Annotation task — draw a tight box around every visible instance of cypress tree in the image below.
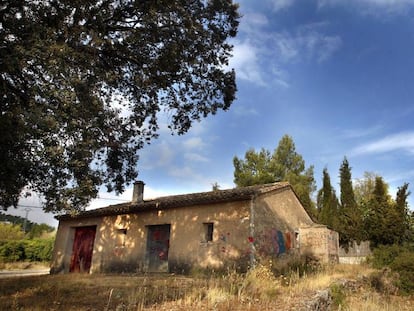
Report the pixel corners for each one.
[317,168,339,229]
[339,157,362,247]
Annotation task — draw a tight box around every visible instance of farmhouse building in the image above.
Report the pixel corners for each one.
[50,182,339,274]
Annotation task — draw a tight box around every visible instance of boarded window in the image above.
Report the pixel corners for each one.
[203,223,214,242]
[116,229,127,247]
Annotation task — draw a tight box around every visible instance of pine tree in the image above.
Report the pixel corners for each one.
[233,135,316,218]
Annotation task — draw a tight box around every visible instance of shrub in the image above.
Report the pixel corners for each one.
[390,251,414,294]
[0,238,54,263]
[0,240,25,262]
[24,238,54,262]
[369,243,414,294]
[370,244,403,269]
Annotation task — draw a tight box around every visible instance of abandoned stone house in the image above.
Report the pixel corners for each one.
[50,181,339,274]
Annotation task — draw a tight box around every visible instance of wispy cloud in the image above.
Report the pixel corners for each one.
[182,137,206,150]
[351,132,414,156]
[272,29,342,63]
[268,0,296,12]
[231,12,342,87]
[318,0,414,15]
[233,103,260,116]
[341,125,383,139]
[184,152,209,163]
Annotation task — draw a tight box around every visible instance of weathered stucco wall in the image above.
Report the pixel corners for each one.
[251,189,315,261]
[51,200,251,274]
[299,226,339,263]
[50,217,103,274]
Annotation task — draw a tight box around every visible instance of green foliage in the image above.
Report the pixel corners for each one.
[27,223,55,239]
[0,222,24,240]
[0,240,25,262]
[370,244,414,294]
[233,134,316,218]
[330,284,347,309]
[1,0,239,213]
[0,238,54,263]
[370,244,405,269]
[23,238,55,262]
[338,157,363,247]
[365,177,401,247]
[390,252,414,294]
[316,168,340,229]
[0,212,54,238]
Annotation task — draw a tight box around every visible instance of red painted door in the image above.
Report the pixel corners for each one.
[69,226,96,273]
[146,224,170,272]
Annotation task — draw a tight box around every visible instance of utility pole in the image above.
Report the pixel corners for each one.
[23,208,31,233]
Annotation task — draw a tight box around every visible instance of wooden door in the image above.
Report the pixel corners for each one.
[69,226,96,273]
[146,224,171,272]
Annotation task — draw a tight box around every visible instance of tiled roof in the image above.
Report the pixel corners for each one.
[57,182,291,220]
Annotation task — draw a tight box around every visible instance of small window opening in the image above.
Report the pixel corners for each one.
[116,228,127,247]
[203,223,214,242]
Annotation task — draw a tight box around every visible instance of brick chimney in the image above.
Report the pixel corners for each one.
[132,181,145,203]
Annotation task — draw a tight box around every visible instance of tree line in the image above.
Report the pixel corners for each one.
[233,134,414,249]
[0,213,55,263]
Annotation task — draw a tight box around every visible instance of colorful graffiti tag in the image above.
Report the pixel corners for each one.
[255,229,294,256]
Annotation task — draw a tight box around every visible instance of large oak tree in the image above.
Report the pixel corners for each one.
[0,0,239,212]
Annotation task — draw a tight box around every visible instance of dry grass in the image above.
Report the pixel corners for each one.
[0,263,412,310]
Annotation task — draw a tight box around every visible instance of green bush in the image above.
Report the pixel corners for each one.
[370,244,402,268]
[390,252,414,294]
[24,238,54,262]
[0,238,54,263]
[0,240,25,262]
[370,244,414,294]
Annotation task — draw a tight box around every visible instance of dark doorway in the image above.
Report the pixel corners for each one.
[146,224,171,272]
[69,226,96,273]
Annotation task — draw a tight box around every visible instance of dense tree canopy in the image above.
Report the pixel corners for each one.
[233,135,316,218]
[0,0,239,212]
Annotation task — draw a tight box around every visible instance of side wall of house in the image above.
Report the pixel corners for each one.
[50,217,103,274]
[299,226,339,263]
[252,189,315,260]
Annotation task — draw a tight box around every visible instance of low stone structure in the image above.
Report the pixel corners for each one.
[51,182,339,274]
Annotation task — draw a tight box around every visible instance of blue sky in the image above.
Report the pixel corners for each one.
[10,0,414,226]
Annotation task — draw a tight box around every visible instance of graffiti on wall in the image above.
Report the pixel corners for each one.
[255,229,294,257]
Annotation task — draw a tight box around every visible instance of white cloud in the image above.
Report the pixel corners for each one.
[233,103,260,116]
[182,137,206,150]
[272,30,342,63]
[341,125,383,139]
[318,0,414,15]
[351,132,414,156]
[231,40,267,86]
[184,152,209,163]
[232,23,341,87]
[268,0,296,12]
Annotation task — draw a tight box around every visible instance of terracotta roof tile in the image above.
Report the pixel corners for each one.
[57,182,291,220]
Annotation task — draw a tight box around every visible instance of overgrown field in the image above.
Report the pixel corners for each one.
[0,264,413,311]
